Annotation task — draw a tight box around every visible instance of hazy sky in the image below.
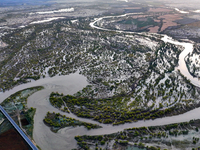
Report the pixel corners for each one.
[1,0,200,9]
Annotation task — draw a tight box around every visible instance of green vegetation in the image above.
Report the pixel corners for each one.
[22,107,36,137]
[2,16,197,125]
[117,17,158,28]
[1,4,200,150]
[1,86,44,138]
[185,45,200,78]
[49,92,69,112]
[75,119,200,150]
[49,91,198,125]
[0,17,154,94]
[43,112,101,132]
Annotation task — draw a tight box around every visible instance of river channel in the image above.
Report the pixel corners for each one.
[0,14,200,150]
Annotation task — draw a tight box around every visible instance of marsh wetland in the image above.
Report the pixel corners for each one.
[1,0,200,150]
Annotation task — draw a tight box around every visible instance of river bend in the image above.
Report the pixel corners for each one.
[0,14,199,150]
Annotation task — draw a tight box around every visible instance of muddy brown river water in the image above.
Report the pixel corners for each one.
[0,14,199,150]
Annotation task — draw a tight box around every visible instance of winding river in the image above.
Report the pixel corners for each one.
[0,14,200,150]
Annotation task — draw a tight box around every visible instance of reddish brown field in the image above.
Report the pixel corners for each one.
[125,7,142,10]
[188,21,200,27]
[121,10,185,33]
[0,128,30,150]
[158,14,183,31]
[149,26,160,33]
[148,7,173,13]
